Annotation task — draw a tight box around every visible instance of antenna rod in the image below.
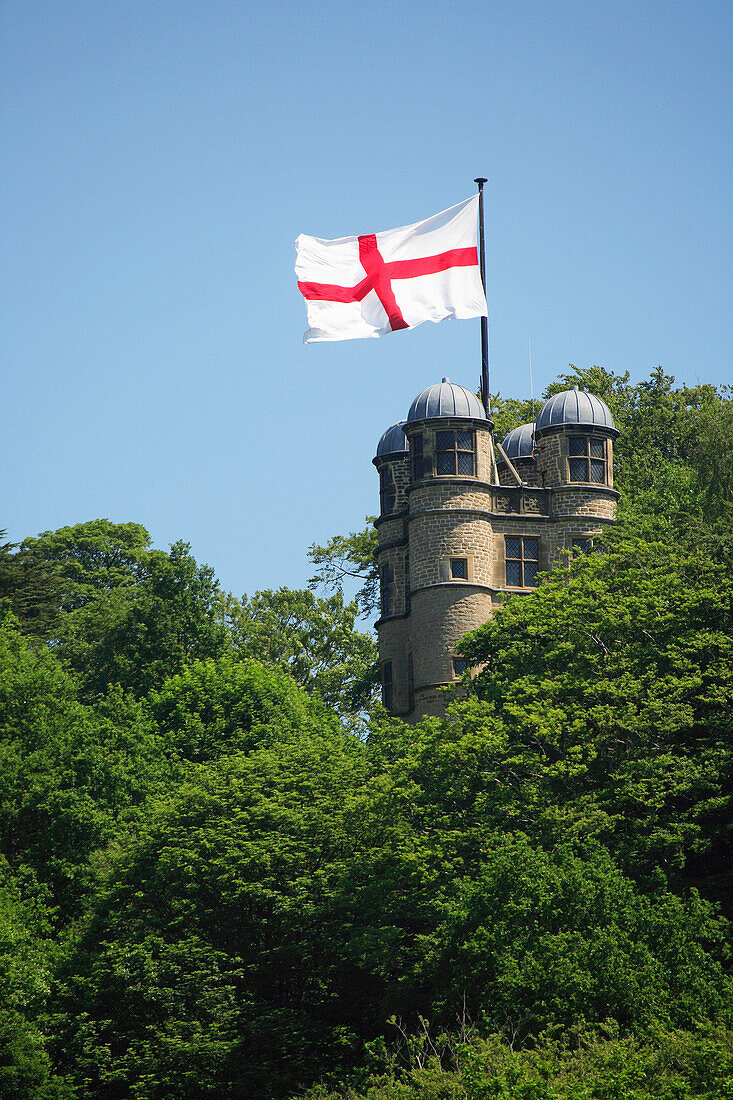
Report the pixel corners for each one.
[529,337,535,419]
[474,178,490,414]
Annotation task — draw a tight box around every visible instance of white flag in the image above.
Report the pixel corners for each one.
[295,195,488,343]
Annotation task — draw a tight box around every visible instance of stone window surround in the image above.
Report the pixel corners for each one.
[406,418,488,484]
[452,656,468,678]
[504,534,540,589]
[440,555,475,582]
[382,661,393,710]
[379,466,396,515]
[379,563,394,617]
[435,428,475,477]
[564,433,609,485]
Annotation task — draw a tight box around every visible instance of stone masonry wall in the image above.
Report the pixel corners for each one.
[408,512,497,589]
[378,617,411,716]
[376,544,409,618]
[410,585,498,705]
[498,458,541,487]
[550,484,618,521]
[536,431,563,485]
[536,429,615,489]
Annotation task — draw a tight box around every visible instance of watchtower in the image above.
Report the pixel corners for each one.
[374,380,619,721]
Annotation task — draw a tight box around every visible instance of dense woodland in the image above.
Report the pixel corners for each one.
[1,364,732,1099]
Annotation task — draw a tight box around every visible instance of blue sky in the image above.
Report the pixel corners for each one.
[3,0,731,600]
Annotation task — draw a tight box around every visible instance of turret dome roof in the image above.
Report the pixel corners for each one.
[375,420,408,458]
[498,423,535,462]
[407,378,487,424]
[535,387,616,434]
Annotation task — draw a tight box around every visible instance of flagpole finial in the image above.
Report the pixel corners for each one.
[474,177,487,188]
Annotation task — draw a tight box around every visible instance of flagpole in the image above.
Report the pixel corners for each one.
[474,178,490,416]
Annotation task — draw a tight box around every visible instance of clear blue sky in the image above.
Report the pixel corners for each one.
[3,1,731,600]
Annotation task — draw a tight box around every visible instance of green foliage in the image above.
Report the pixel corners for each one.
[300,1026,733,1100]
[488,395,538,441]
[308,520,379,617]
[456,533,733,893]
[413,839,730,1036]
[221,587,379,721]
[0,616,175,918]
[60,540,227,699]
[0,861,71,1099]
[148,655,339,763]
[53,733,372,1099]
[21,520,152,614]
[0,533,64,641]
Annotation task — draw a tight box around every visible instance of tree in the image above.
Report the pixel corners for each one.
[53,731,373,1100]
[454,532,733,903]
[412,838,730,1036]
[221,588,379,721]
[0,860,71,1099]
[148,656,340,764]
[20,520,152,614]
[60,541,227,700]
[0,533,64,640]
[308,521,379,617]
[0,615,175,919]
[486,394,537,441]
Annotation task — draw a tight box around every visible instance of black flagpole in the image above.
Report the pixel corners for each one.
[474,177,490,415]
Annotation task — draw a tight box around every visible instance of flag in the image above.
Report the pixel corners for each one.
[295,195,488,343]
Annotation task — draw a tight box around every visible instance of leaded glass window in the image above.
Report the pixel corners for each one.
[412,433,424,481]
[450,557,468,579]
[505,535,539,587]
[568,436,606,483]
[435,429,475,476]
[382,661,393,710]
[380,563,394,616]
[379,467,396,515]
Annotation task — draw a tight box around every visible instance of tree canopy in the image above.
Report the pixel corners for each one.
[1,365,732,1098]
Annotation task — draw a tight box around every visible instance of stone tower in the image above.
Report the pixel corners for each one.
[374,380,619,721]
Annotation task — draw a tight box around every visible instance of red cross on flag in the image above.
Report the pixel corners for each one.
[295,195,488,343]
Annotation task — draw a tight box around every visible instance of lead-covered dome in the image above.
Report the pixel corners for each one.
[498,423,535,462]
[375,420,408,458]
[407,378,487,423]
[535,387,617,435]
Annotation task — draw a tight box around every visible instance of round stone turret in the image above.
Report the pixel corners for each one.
[532,386,619,530]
